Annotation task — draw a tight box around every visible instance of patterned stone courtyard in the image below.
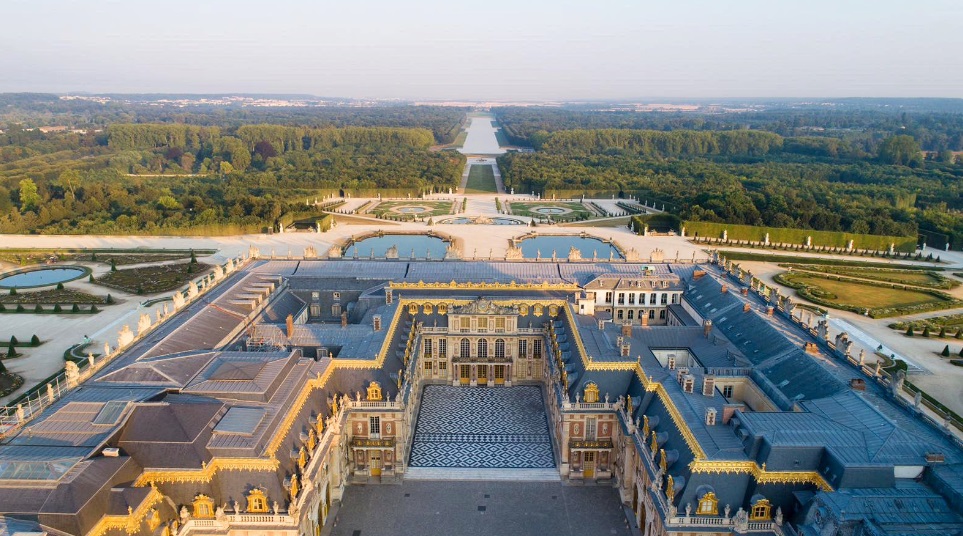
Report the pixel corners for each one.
[409,385,555,469]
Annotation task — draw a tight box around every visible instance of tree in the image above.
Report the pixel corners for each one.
[5,343,14,358]
[922,326,931,337]
[9,336,17,346]
[939,327,947,338]
[878,135,923,167]
[219,161,235,176]
[906,326,915,337]
[18,178,41,212]
[0,355,7,371]
[58,169,80,197]
[942,345,951,357]
[30,335,39,346]
[105,294,114,304]
[110,259,117,272]
[56,282,64,290]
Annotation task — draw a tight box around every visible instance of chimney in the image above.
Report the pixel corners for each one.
[721,285,728,294]
[743,303,751,313]
[621,343,631,357]
[621,323,633,337]
[385,288,393,305]
[766,306,775,317]
[373,314,382,331]
[341,311,348,328]
[849,378,866,391]
[703,320,713,338]
[702,376,715,397]
[741,288,748,296]
[705,407,717,426]
[286,314,295,338]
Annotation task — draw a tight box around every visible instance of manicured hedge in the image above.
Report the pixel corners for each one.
[684,221,916,252]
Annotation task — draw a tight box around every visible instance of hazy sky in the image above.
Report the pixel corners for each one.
[2,0,960,100]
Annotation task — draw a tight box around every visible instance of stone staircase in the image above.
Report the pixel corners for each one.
[404,467,560,482]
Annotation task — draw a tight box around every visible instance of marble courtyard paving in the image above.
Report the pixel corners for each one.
[409,386,555,469]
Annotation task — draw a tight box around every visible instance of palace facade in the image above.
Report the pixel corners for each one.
[0,258,961,536]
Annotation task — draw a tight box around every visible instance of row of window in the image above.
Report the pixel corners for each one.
[615,309,666,320]
[423,338,542,359]
[604,292,678,306]
[458,316,510,333]
[310,291,340,301]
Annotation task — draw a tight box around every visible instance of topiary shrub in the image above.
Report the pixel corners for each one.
[939,327,947,338]
[34,304,43,313]
[71,303,80,313]
[906,326,915,337]
[53,304,62,313]
[922,326,932,337]
[56,282,64,290]
[942,345,951,357]
[30,335,39,346]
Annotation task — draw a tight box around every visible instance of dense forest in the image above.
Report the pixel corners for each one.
[0,99,465,234]
[494,105,963,247]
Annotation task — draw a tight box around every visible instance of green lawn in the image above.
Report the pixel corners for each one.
[452,131,467,148]
[465,165,498,193]
[777,272,954,317]
[794,266,955,289]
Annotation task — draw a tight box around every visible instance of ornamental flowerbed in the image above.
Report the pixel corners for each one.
[0,288,104,304]
[96,262,211,294]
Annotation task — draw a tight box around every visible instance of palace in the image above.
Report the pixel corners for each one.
[1,257,962,536]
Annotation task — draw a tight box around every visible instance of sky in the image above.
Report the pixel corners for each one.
[2,0,961,100]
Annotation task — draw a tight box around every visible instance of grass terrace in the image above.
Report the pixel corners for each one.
[465,165,498,193]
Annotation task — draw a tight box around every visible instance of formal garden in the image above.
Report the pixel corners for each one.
[369,200,455,220]
[465,165,498,193]
[508,201,595,222]
[96,260,211,294]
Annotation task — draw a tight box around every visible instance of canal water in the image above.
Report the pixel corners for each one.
[459,114,506,155]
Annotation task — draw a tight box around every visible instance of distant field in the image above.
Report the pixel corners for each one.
[465,165,498,193]
[452,131,467,148]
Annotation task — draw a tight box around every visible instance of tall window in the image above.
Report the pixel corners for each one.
[518,339,528,358]
[423,339,433,358]
[478,339,488,358]
[649,310,655,319]
[460,317,471,332]
[478,317,488,333]
[604,292,612,303]
[617,310,624,320]
[628,310,634,320]
[369,416,381,438]
[585,418,597,440]
[628,293,636,304]
[532,339,542,359]
[661,293,668,305]
[672,294,679,304]
[495,317,506,333]
[617,293,625,305]
[331,304,341,316]
[439,339,447,358]
[460,338,470,358]
[722,385,734,398]
[494,339,505,359]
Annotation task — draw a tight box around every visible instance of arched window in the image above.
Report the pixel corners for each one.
[697,492,719,515]
[494,339,505,359]
[247,488,269,513]
[750,498,772,520]
[192,494,215,518]
[478,339,488,359]
[460,338,470,358]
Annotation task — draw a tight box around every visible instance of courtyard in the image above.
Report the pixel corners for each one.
[327,480,631,536]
